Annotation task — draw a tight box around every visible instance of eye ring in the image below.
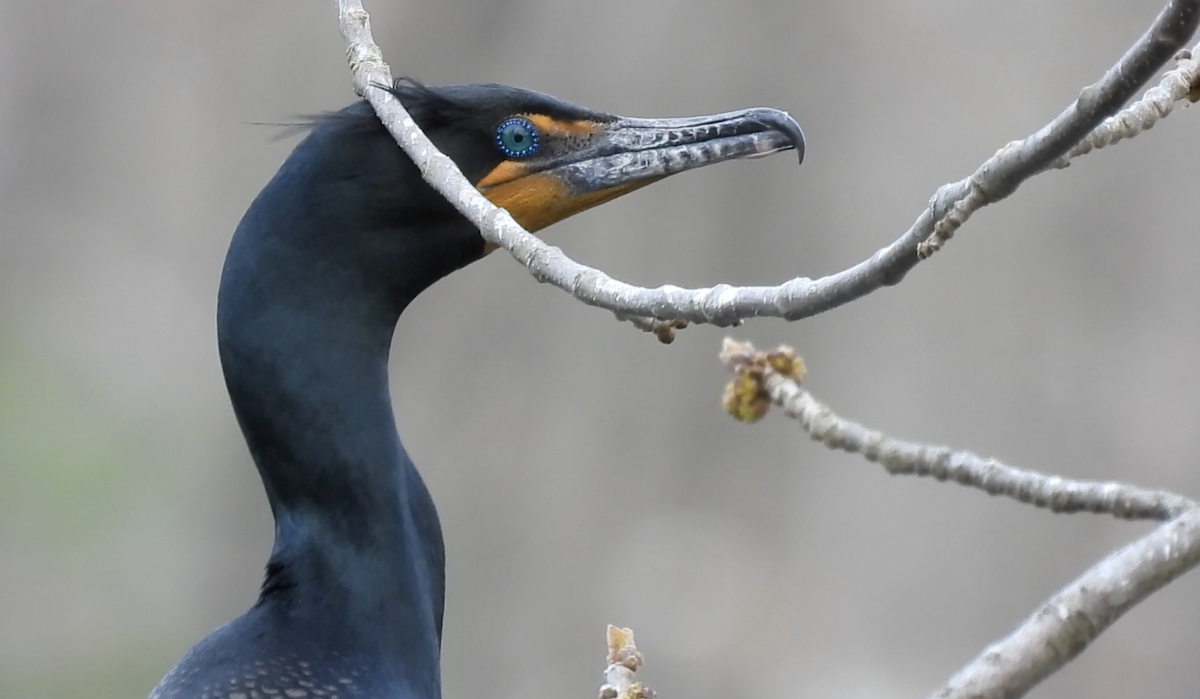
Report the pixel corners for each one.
[495,117,540,159]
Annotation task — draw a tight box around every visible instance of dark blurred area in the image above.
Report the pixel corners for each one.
[2,1,1198,697]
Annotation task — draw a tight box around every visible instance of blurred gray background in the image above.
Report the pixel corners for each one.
[2,0,1198,697]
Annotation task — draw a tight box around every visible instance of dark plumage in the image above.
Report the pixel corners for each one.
[149,81,802,699]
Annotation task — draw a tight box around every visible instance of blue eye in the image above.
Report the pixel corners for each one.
[495,118,539,158]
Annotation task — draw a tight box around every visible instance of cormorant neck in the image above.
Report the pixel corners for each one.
[210,114,482,684]
[217,244,447,662]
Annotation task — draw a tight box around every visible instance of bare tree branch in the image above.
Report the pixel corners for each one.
[718,338,1200,697]
[719,339,1196,521]
[920,36,1200,256]
[932,506,1200,699]
[336,0,1198,328]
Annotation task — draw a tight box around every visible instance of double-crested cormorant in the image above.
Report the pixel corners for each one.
[149,81,803,699]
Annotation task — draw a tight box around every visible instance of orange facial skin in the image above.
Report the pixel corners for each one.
[475,116,652,236]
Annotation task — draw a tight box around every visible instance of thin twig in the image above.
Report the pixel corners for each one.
[336,0,1199,327]
[718,339,1196,521]
[1047,44,1200,169]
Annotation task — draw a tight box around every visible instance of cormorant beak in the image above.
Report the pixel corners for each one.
[475,107,804,234]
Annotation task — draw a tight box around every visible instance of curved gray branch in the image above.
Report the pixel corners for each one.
[933,506,1200,699]
[336,0,1199,327]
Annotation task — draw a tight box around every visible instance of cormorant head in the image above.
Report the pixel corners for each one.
[387,80,804,235]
